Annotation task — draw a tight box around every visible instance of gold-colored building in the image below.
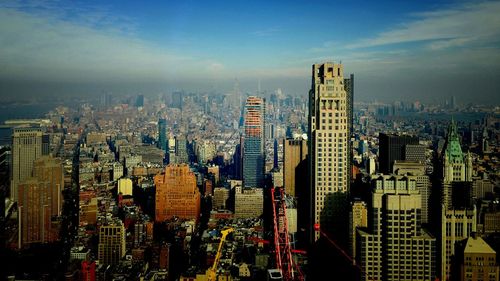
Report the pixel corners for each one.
[98,222,126,265]
[456,235,499,281]
[308,63,349,241]
[155,164,201,222]
[283,137,307,197]
[17,156,63,249]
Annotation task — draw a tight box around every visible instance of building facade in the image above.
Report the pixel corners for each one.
[11,127,47,202]
[234,185,263,218]
[17,156,63,248]
[155,164,201,222]
[356,174,436,281]
[378,133,419,174]
[98,222,126,266]
[283,137,307,197]
[243,96,266,188]
[158,118,167,152]
[441,208,477,280]
[308,62,349,241]
[455,235,499,281]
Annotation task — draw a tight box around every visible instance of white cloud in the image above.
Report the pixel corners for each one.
[0,8,197,82]
[346,1,500,49]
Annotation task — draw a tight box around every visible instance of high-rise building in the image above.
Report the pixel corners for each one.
[441,208,477,280]
[379,133,419,174]
[404,144,426,162]
[243,96,265,188]
[98,222,126,266]
[283,137,307,197]
[344,74,354,196]
[135,94,144,107]
[175,136,189,164]
[349,200,367,262]
[17,155,63,249]
[454,234,499,281]
[308,62,349,242]
[439,119,476,280]
[158,119,167,152]
[356,174,436,281]
[234,185,263,218]
[171,91,183,109]
[393,160,431,224]
[441,119,473,207]
[11,127,47,202]
[155,164,201,222]
[344,74,354,136]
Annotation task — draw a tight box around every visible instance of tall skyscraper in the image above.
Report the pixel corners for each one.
[378,133,419,174]
[308,62,349,242]
[11,127,47,202]
[283,137,307,197]
[356,175,436,281]
[98,221,126,266]
[440,119,473,209]
[17,156,63,248]
[344,74,354,135]
[243,96,265,188]
[154,164,201,222]
[439,119,475,280]
[175,136,189,164]
[158,118,167,152]
[135,94,144,107]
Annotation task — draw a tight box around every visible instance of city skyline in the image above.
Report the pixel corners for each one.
[1,0,500,103]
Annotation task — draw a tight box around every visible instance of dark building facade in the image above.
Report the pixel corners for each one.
[379,133,419,174]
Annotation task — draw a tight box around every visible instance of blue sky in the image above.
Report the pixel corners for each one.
[1,0,499,103]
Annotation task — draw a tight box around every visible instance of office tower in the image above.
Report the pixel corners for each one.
[135,94,144,107]
[196,140,216,164]
[175,136,189,164]
[273,138,279,170]
[17,155,63,249]
[167,137,176,164]
[283,137,307,197]
[404,144,426,162]
[378,133,419,174]
[441,208,477,280]
[243,96,265,188]
[393,160,431,224]
[454,235,499,281]
[308,62,349,242]
[112,162,123,181]
[344,74,354,198]
[171,91,183,109]
[11,127,47,202]
[154,164,201,222]
[98,222,126,266]
[356,175,436,281]
[213,187,230,210]
[440,119,473,208]
[158,119,167,152]
[344,74,354,135]
[234,185,263,218]
[232,136,243,180]
[349,200,367,262]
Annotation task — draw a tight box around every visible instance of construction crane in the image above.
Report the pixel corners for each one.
[271,186,304,281]
[207,227,234,281]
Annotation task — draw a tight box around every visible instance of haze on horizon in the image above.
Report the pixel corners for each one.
[1,0,500,104]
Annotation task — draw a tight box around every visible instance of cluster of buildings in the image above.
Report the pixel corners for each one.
[1,61,499,281]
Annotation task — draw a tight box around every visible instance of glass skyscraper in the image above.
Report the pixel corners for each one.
[243,96,265,188]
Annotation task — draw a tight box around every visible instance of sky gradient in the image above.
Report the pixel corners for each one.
[1,0,499,103]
